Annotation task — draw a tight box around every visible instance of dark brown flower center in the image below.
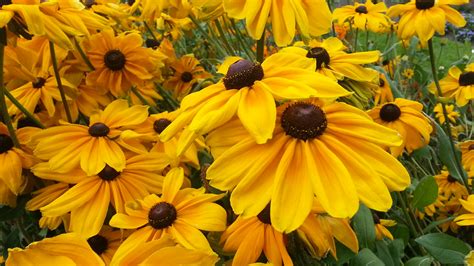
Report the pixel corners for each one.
[469,144,474,151]
[281,102,327,141]
[145,38,160,49]
[104,50,126,71]
[180,71,193,83]
[373,213,381,224]
[0,134,14,154]
[84,0,96,8]
[380,103,401,122]
[32,78,46,89]
[148,202,177,229]
[88,123,110,137]
[355,5,368,14]
[306,47,330,70]
[153,118,172,134]
[446,174,457,183]
[17,117,41,129]
[223,59,264,90]
[458,72,474,86]
[379,78,385,87]
[257,204,271,225]
[0,0,12,7]
[98,164,120,181]
[127,0,135,5]
[87,235,108,255]
[415,0,435,10]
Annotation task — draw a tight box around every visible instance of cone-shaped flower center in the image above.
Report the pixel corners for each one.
[0,134,14,154]
[148,202,177,229]
[306,47,330,70]
[87,235,108,255]
[257,204,271,225]
[415,0,435,10]
[355,5,368,14]
[447,175,457,183]
[379,78,385,87]
[17,117,40,129]
[281,102,327,140]
[104,50,126,71]
[380,103,401,122]
[98,165,120,181]
[459,72,474,86]
[32,77,46,89]
[223,59,264,90]
[469,144,474,151]
[180,71,193,82]
[88,123,110,137]
[145,38,160,49]
[153,118,172,134]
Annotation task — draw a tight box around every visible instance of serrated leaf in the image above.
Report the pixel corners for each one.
[412,175,438,209]
[352,204,376,249]
[415,233,470,264]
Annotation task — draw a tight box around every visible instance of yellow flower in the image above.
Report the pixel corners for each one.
[373,214,396,240]
[434,103,459,124]
[87,226,127,265]
[280,37,380,82]
[438,198,462,232]
[333,0,392,33]
[6,233,104,266]
[220,205,293,266]
[454,195,474,226]
[374,74,394,105]
[430,63,474,107]
[435,170,468,199]
[156,13,193,40]
[206,99,409,232]
[32,99,149,176]
[465,250,474,266]
[387,0,468,45]
[460,140,474,172]
[368,98,433,157]
[223,0,332,46]
[109,167,227,251]
[402,68,414,79]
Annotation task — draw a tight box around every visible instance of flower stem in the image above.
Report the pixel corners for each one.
[354,28,359,52]
[427,39,469,189]
[143,21,159,42]
[215,20,235,56]
[256,31,265,63]
[131,86,159,114]
[0,28,20,147]
[189,15,226,57]
[4,90,45,129]
[49,41,73,123]
[74,38,94,71]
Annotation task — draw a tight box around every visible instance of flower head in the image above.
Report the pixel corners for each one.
[430,63,474,106]
[333,0,392,33]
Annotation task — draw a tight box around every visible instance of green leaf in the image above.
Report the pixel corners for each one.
[412,175,438,209]
[415,233,470,264]
[405,256,434,266]
[351,204,376,249]
[350,248,384,266]
[434,122,467,182]
[375,241,394,266]
[388,239,405,264]
[391,224,410,246]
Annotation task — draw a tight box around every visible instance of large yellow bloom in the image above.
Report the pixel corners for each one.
[460,140,474,172]
[429,63,474,107]
[206,99,410,232]
[368,98,433,157]
[454,195,474,226]
[33,99,149,176]
[223,0,332,46]
[435,170,468,199]
[332,0,391,32]
[387,0,468,45]
[109,167,227,251]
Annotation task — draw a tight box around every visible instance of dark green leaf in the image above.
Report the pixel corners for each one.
[412,175,438,209]
[434,122,467,182]
[405,256,434,266]
[352,204,376,249]
[391,224,410,246]
[350,248,384,266]
[375,241,394,266]
[415,233,470,264]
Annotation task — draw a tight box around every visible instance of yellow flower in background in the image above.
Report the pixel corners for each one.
[333,0,391,33]
[387,0,468,45]
[455,195,474,226]
[466,250,474,266]
[109,167,227,252]
[434,170,468,199]
[223,0,332,46]
[460,140,474,172]
[156,13,193,40]
[402,68,414,79]
[374,74,394,105]
[374,215,396,240]
[207,99,409,232]
[430,63,474,107]
[368,98,433,157]
[6,233,104,266]
[434,103,459,124]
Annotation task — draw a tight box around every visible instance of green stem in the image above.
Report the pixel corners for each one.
[365,30,369,51]
[143,21,158,42]
[427,39,469,190]
[4,90,45,129]
[230,19,254,60]
[155,83,179,109]
[256,31,265,63]
[49,41,73,123]
[189,15,226,57]
[354,28,359,52]
[74,38,94,71]
[131,86,159,114]
[0,28,19,147]
[215,20,235,56]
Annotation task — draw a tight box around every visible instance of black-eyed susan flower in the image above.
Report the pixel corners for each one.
[206,99,410,232]
[156,13,192,40]
[435,170,468,199]
[438,198,463,232]
[0,179,16,207]
[160,54,350,148]
[6,233,104,266]
[280,38,380,82]
[86,30,157,97]
[32,99,148,176]
[402,68,414,80]
[373,213,396,240]
[109,167,227,251]
[220,205,293,266]
[430,63,474,107]
[368,98,433,157]
[223,0,332,46]
[454,195,474,226]
[34,152,169,237]
[434,103,459,124]
[460,140,474,172]
[387,0,468,45]
[333,0,391,33]
[87,226,127,265]
[374,74,394,105]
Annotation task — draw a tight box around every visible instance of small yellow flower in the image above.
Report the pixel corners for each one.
[402,68,414,79]
[433,103,460,124]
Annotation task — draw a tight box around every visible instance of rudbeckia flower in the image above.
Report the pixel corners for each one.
[433,103,459,124]
[86,30,157,97]
[32,99,149,176]
[223,0,332,46]
[220,205,293,266]
[333,0,392,33]
[109,167,227,251]
[429,63,474,107]
[460,140,474,172]
[387,0,468,45]
[156,13,193,40]
[374,74,394,105]
[87,226,127,265]
[34,152,169,237]
[373,215,396,240]
[6,233,104,266]
[160,54,350,148]
[454,195,474,226]
[434,170,468,199]
[368,98,433,157]
[206,99,410,232]
[280,38,380,82]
